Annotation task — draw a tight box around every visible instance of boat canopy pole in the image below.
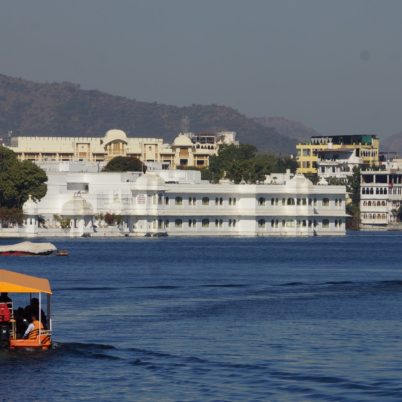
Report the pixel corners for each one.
[39,292,42,344]
[47,294,51,332]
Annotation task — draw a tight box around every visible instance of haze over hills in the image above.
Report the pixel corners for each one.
[382,132,402,155]
[253,116,321,142]
[0,74,297,154]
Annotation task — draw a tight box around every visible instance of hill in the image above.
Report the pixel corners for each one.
[382,132,402,155]
[0,74,296,154]
[253,116,320,142]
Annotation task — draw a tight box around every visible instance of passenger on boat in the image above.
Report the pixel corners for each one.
[14,307,27,338]
[23,313,44,339]
[23,298,47,329]
[0,293,11,303]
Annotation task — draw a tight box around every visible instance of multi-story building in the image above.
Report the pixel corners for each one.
[360,160,402,228]
[297,135,380,175]
[22,169,347,237]
[7,129,237,169]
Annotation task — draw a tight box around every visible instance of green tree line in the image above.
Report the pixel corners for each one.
[201,144,297,183]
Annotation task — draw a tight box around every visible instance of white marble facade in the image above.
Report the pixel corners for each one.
[23,170,347,237]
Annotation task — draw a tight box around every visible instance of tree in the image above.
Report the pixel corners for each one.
[345,167,361,230]
[203,144,297,184]
[0,146,47,209]
[103,156,146,172]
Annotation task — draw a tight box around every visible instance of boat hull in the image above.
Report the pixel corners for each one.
[9,335,52,350]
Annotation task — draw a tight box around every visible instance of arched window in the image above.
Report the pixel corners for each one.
[258,197,265,206]
[271,198,275,205]
[175,196,183,205]
[175,219,182,227]
[202,219,209,227]
[368,201,371,206]
[322,219,330,228]
[362,188,366,195]
[382,201,386,206]
[165,196,169,205]
[287,198,295,205]
[271,219,275,227]
[370,188,374,194]
[202,197,209,205]
[384,188,387,195]
[258,219,266,228]
[322,198,330,206]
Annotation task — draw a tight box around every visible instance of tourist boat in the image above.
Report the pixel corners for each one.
[0,241,57,256]
[0,269,52,350]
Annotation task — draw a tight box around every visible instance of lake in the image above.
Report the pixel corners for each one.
[1,232,402,401]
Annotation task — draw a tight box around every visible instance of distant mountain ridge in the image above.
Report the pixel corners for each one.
[0,74,297,154]
[253,116,320,142]
[382,132,402,156]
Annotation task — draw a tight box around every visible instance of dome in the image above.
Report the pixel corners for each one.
[103,129,128,145]
[318,177,328,186]
[135,172,165,188]
[23,194,38,215]
[62,194,93,216]
[285,174,314,191]
[173,133,193,147]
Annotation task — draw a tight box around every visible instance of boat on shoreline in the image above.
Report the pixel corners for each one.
[0,241,57,256]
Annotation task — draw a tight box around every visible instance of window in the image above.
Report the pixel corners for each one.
[189,197,196,205]
[258,219,265,228]
[322,219,330,228]
[258,197,265,206]
[189,219,196,227]
[271,198,275,205]
[175,219,182,227]
[202,219,209,227]
[165,196,169,205]
[175,196,183,205]
[322,198,330,206]
[165,219,169,228]
[202,197,209,205]
[287,198,295,205]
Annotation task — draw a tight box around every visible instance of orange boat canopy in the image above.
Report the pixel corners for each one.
[0,269,52,294]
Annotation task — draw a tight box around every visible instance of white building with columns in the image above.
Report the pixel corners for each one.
[22,169,347,237]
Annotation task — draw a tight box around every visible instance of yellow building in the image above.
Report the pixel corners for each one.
[7,129,238,169]
[296,135,380,174]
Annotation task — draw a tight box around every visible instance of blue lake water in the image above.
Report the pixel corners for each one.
[2,232,402,401]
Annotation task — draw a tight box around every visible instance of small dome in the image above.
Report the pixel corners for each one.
[103,129,128,145]
[286,174,314,191]
[135,172,165,188]
[173,133,193,147]
[23,195,38,215]
[62,194,93,215]
[318,177,328,186]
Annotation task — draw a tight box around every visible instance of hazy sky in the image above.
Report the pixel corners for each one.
[1,0,402,136]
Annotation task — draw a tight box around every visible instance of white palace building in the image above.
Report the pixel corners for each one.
[21,168,348,237]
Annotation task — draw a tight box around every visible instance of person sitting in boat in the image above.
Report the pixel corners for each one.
[23,298,47,329]
[0,293,11,303]
[23,313,44,339]
[0,292,13,319]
